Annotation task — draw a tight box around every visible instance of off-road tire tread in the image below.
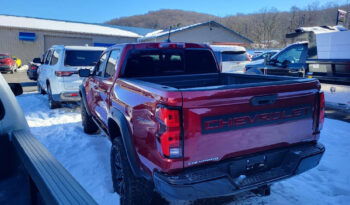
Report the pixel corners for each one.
[111,137,154,205]
[81,102,99,134]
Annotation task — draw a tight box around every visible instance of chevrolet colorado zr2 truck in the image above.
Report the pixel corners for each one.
[78,42,325,204]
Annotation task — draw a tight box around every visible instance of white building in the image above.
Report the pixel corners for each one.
[0,15,143,64]
[0,15,252,64]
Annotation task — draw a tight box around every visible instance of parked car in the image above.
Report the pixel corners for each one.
[251,50,279,61]
[27,60,40,81]
[0,54,17,73]
[37,45,105,109]
[211,45,251,73]
[79,42,325,204]
[12,56,22,68]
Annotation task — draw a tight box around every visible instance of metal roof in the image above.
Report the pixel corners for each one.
[99,24,156,36]
[139,21,253,43]
[0,14,141,38]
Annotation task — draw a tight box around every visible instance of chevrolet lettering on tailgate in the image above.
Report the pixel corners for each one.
[202,106,312,134]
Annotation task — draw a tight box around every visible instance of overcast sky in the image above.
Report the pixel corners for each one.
[1,0,348,23]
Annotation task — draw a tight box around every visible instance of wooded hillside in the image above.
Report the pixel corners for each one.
[107,3,349,47]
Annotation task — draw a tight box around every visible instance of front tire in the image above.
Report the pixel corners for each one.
[47,84,61,109]
[110,137,154,205]
[81,101,98,134]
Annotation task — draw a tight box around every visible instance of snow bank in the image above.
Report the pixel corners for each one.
[16,93,350,205]
[16,93,119,205]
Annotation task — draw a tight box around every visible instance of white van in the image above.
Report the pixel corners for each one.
[37,45,106,109]
[210,45,251,73]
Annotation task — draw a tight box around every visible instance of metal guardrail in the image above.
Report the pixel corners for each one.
[12,130,97,205]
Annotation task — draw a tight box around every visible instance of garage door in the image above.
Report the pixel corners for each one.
[44,36,93,51]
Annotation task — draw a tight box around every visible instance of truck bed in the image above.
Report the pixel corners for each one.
[129,73,315,90]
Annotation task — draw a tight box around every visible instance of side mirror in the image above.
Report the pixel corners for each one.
[33,57,42,64]
[264,55,271,64]
[8,83,23,96]
[78,69,91,77]
[282,60,291,68]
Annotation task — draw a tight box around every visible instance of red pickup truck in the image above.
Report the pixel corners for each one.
[78,42,325,204]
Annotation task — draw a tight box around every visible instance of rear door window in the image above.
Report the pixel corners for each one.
[64,50,103,67]
[44,50,52,65]
[50,49,60,65]
[104,49,120,78]
[94,53,108,77]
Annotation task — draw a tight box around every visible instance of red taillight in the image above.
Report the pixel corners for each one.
[318,92,325,131]
[156,106,182,158]
[55,71,75,77]
[4,59,11,65]
[158,108,180,127]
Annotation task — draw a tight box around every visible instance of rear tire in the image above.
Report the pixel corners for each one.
[81,101,99,134]
[47,84,61,109]
[110,137,154,205]
[37,83,46,94]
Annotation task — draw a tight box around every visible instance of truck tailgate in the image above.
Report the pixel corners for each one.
[181,81,319,168]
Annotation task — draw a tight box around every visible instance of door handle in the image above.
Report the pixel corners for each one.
[250,95,277,106]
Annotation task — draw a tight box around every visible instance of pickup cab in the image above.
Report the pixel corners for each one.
[79,42,325,204]
[245,26,350,85]
[245,42,308,76]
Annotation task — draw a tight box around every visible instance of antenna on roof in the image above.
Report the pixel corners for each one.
[166,26,172,42]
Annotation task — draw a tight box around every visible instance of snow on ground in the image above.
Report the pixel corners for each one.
[16,93,119,205]
[16,92,350,205]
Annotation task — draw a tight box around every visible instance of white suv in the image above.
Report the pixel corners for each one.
[211,45,251,74]
[37,45,105,109]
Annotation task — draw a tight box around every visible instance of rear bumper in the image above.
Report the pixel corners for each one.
[27,70,38,80]
[52,92,80,102]
[154,142,325,200]
[0,65,11,71]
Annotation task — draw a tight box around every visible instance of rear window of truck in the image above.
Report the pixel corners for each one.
[123,49,218,77]
[221,51,248,62]
[64,50,103,67]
